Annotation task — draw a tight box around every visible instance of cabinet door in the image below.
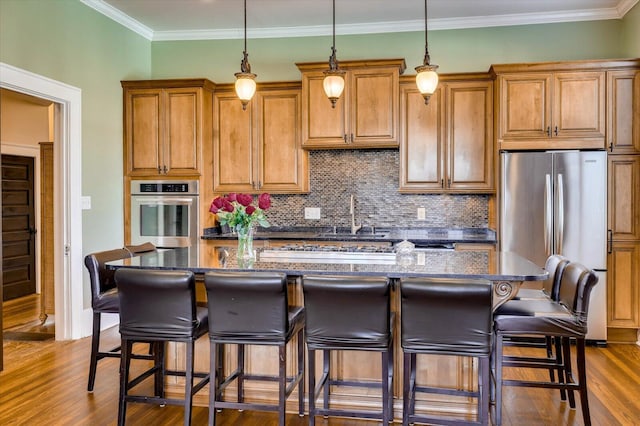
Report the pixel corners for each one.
[608,241,640,328]
[164,88,201,176]
[350,67,399,147]
[498,73,552,142]
[213,92,256,193]
[300,71,348,148]
[608,155,640,240]
[553,71,605,141]
[399,84,443,193]
[257,89,309,193]
[607,70,640,154]
[125,88,162,176]
[446,81,494,193]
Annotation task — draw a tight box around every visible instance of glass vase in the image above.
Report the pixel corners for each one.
[236,225,255,263]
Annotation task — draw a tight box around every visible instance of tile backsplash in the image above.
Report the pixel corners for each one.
[267,149,489,229]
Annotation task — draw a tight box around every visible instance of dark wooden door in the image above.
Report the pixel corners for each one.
[1,155,36,301]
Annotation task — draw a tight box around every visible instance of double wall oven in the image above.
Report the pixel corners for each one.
[130,180,199,249]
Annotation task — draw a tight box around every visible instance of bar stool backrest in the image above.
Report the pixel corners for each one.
[401,278,493,356]
[302,275,391,350]
[85,248,133,304]
[543,254,570,301]
[205,271,289,342]
[557,262,598,320]
[115,268,198,340]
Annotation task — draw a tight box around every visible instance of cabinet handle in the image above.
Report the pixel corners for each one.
[440,179,444,188]
[158,166,162,174]
[546,126,551,137]
[609,142,613,152]
[350,133,354,143]
[607,229,612,254]
[448,178,451,187]
[554,126,558,136]
[163,165,168,174]
[343,134,348,143]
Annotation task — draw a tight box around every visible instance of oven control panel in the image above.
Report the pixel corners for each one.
[131,180,199,195]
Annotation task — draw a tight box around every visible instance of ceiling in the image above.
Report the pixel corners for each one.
[81,0,638,41]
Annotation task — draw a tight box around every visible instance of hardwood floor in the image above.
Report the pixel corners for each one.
[2,295,640,425]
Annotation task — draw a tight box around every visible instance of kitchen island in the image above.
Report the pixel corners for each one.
[107,242,545,421]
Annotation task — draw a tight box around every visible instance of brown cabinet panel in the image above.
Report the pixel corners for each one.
[400,78,493,194]
[607,241,640,328]
[607,70,640,154]
[212,85,309,194]
[496,70,605,150]
[298,59,404,149]
[122,79,214,177]
[608,156,640,240]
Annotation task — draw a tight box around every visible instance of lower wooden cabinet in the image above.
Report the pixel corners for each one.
[607,241,640,328]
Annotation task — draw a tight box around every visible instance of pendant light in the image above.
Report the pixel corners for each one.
[323,0,345,108]
[415,0,439,105]
[235,0,256,110]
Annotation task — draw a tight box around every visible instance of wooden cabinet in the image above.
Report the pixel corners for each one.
[122,79,215,177]
[297,59,406,149]
[607,241,640,328]
[608,156,640,241]
[607,70,640,154]
[608,155,640,331]
[399,75,493,193]
[212,83,309,194]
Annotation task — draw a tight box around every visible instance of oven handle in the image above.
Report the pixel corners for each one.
[132,196,196,205]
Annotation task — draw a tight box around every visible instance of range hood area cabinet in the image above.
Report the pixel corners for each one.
[212,82,309,194]
[296,59,406,149]
[399,75,494,194]
[122,79,215,177]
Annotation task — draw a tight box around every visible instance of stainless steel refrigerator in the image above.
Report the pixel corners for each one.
[500,150,607,342]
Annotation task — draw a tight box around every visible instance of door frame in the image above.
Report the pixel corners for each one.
[0,62,84,340]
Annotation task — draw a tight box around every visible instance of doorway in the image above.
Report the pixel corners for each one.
[0,62,84,345]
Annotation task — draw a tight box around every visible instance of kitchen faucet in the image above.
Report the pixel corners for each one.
[350,194,362,234]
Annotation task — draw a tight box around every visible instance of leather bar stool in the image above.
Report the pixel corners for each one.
[84,248,134,392]
[115,268,210,426]
[400,278,493,426]
[497,254,570,398]
[204,271,305,426]
[302,275,394,425]
[493,262,599,426]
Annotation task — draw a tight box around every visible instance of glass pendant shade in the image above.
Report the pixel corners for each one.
[323,70,345,107]
[235,71,256,110]
[415,64,439,104]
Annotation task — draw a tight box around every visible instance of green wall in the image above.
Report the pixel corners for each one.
[622,2,640,57]
[0,0,151,258]
[1,0,638,259]
[151,20,625,82]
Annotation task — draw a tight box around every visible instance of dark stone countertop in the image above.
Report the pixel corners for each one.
[202,226,496,246]
[106,245,545,283]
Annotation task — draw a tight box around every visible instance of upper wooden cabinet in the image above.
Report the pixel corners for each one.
[607,69,640,154]
[212,83,309,194]
[296,59,406,149]
[399,75,494,194]
[122,79,215,177]
[494,70,605,150]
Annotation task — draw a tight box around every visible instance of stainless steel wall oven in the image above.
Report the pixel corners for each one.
[130,180,199,249]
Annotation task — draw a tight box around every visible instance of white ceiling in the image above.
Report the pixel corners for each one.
[81,0,638,41]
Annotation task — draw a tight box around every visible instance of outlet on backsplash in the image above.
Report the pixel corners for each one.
[305,207,321,220]
[417,207,426,220]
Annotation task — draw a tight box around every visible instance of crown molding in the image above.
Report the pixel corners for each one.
[81,0,639,42]
[80,0,154,40]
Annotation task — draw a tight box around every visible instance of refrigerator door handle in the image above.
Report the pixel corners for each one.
[556,173,565,255]
[544,174,553,257]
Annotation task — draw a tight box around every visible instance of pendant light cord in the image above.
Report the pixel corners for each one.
[423,0,431,66]
[243,0,247,53]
